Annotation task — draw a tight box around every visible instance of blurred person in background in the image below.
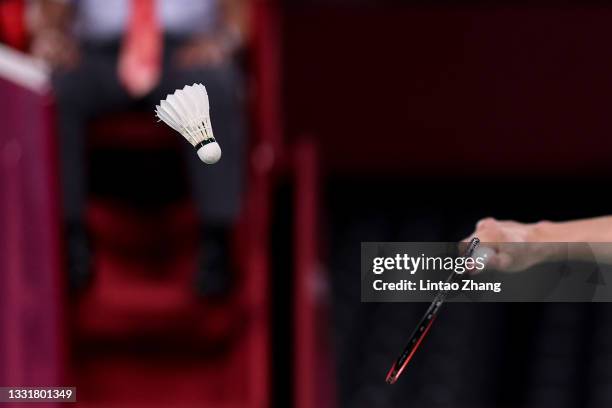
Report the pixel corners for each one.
[29,0,248,295]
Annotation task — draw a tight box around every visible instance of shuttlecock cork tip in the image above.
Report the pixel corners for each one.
[197,142,222,164]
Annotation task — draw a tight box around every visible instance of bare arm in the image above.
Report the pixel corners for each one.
[534,216,612,242]
[466,216,612,272]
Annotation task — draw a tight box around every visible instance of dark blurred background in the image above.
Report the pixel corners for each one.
[3,0,612,407]
[282,4,612,406]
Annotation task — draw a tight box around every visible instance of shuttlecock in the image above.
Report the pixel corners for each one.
[155,83,221,164]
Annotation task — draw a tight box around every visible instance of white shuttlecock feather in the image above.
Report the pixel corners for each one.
[155,83,221,164]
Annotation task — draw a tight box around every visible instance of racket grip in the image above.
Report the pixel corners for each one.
[472,246,496,270]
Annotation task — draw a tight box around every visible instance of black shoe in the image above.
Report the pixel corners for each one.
[66,224,93,291]
[195,225,233,297]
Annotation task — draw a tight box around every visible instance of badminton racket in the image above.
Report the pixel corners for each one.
[385,237,480,384]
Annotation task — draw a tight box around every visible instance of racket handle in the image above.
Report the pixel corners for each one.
[472,245,496,271]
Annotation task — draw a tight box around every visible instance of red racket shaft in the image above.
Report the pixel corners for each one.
[385,238,480,384]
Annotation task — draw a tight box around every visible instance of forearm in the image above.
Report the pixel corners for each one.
[530,216,612,264]
[532,216,612,242]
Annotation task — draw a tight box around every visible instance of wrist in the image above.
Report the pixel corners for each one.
[529,220,568,263]
[528,220,555,242]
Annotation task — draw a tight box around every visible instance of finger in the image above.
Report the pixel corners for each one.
[462,217,500,243]
[476,217,497,230]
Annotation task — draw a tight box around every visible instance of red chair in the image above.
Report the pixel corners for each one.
[0,65,64,393]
